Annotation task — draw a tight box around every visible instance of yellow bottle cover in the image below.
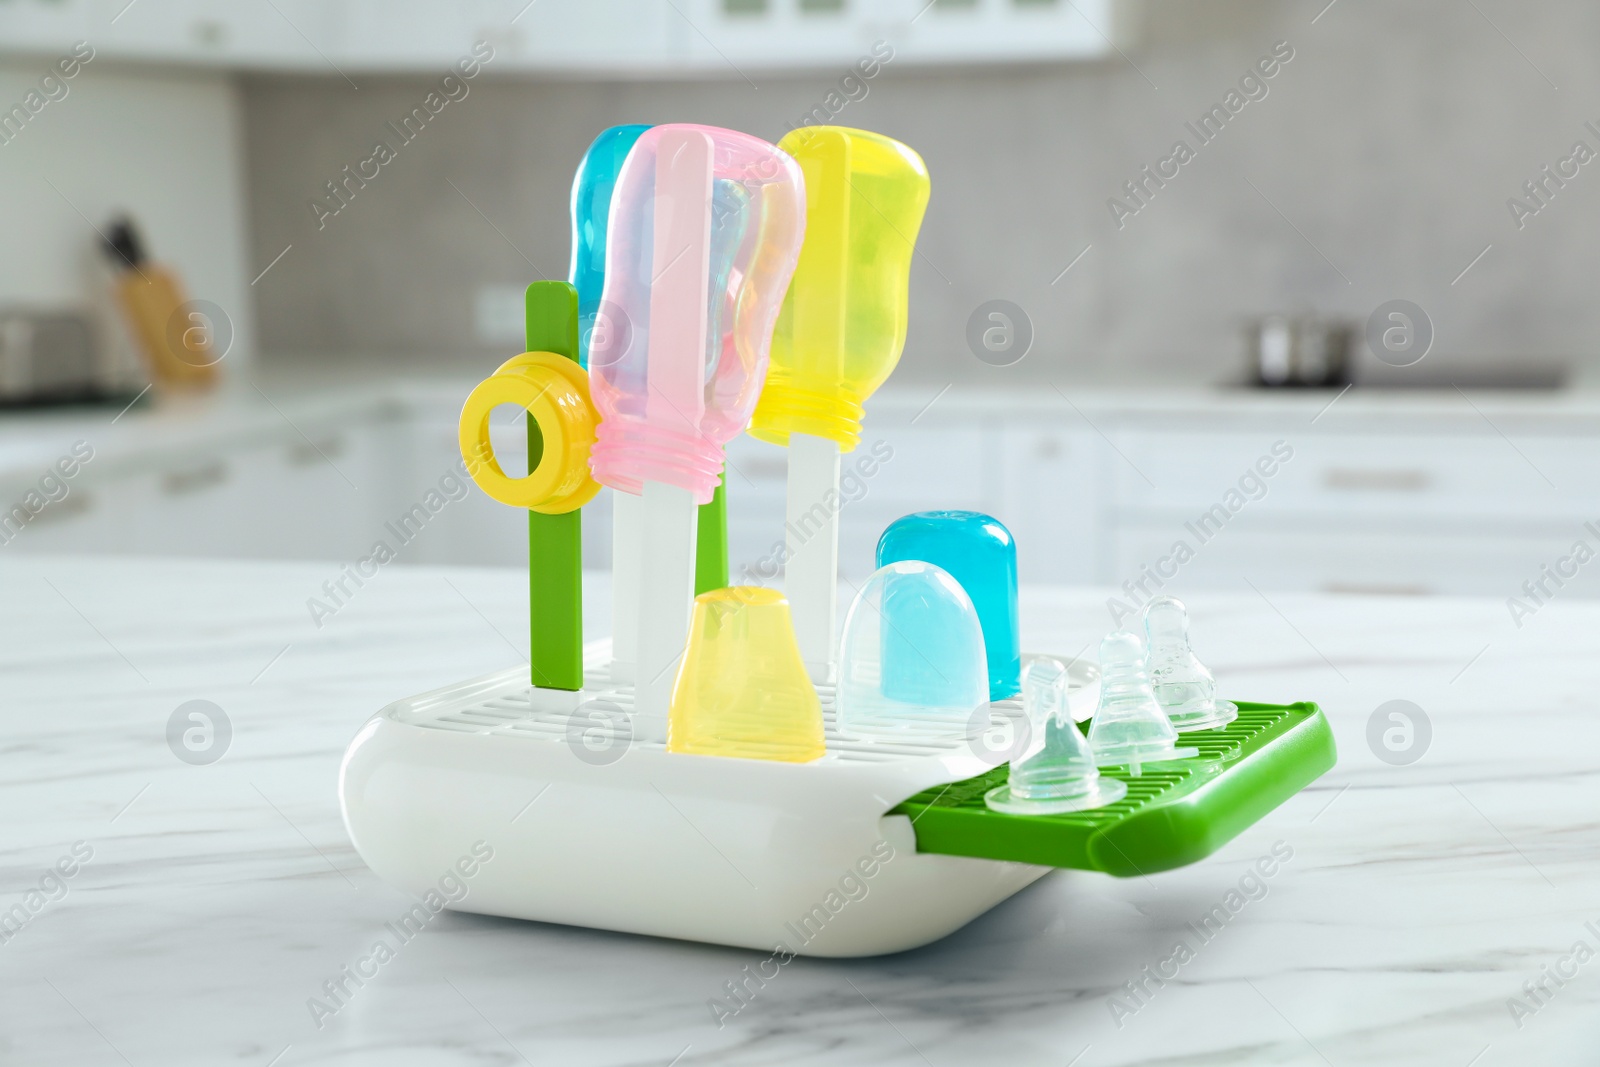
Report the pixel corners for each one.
[667,586,826,763]
[751,127,931,452]
[458,351,601,514]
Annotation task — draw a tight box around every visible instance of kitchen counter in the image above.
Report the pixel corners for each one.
[10,367,1600,496]
[2,554,1594,1065]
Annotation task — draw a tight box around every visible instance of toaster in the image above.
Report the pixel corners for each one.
[0,306,119,405]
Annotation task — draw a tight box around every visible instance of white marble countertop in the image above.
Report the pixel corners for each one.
[2,554,1595,1065]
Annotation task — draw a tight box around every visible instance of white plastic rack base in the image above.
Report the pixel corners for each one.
[340,641,1099,957]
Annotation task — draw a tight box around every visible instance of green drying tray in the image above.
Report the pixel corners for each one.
[891,701,1335,876]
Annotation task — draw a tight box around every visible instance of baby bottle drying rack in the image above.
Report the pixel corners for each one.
[340,123,1337,959]
[339,642,1334,958]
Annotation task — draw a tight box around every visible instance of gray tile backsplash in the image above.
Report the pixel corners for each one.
[241,0,1600,385]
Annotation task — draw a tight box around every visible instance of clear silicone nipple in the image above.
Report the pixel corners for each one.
[1087,631,1199,777]
[985,657,1128,815]
[1143,596,1238,732]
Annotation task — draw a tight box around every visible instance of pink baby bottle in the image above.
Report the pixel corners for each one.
[587,124,805,739]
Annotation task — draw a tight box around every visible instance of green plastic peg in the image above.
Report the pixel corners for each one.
[525,282,585,691]
[694,471,728,596]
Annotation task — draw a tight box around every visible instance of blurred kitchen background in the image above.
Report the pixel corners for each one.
[3,0,1598,603]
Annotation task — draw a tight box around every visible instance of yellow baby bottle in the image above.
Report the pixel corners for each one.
[750,127,931,451]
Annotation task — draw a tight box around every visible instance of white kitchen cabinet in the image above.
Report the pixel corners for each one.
[478,0,677,73]
[94,0,338,69]
[0,0,1123,73]
[1110,429,1588,525]
[13,384,1600,606]
[9,464,155,555]
[999,423,1101,585]
[1109,520,1598,599]
[723,434,789,511]
[722,422,999,582]
[858,423,992,511]
[260,417,402,560]
[0,0,88,53]
[3,403,399,563]
[0,0,337,70]
[674,0,1119,73]
[16,448,265,560]
[338,0,503,69]
[1091,418,1599,597]
[384,400,527,569]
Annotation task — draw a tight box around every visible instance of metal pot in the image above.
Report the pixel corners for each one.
[1246,315,1351,387]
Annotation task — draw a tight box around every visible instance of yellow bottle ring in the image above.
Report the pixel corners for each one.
[459,352,601,515]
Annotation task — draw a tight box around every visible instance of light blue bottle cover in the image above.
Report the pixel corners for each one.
[836,560,988,740]
[568,123,651,366]
[877,510,1021,701]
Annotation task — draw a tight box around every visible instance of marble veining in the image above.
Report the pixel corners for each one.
[1,555,1596,1065]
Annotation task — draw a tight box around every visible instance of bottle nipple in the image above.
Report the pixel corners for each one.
[1143,596,1238,732]
[985,657,1128,815]
[1086,631,1199,777]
